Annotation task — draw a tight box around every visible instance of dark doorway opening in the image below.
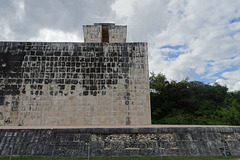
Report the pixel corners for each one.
[102,25,109,43]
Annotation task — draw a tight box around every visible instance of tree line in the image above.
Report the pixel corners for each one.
[150,73,240,125]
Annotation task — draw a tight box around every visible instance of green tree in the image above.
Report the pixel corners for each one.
[149,72,235,125]
[149,72,170,124]
[217,91,240,125]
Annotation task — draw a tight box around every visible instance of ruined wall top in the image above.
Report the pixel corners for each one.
[83,23,127,43]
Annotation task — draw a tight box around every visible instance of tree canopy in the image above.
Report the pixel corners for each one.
[150,73,240,125]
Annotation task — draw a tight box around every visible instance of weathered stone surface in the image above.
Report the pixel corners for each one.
[0,42,151,126]
[0,126,240,157]
[83,23,127,43]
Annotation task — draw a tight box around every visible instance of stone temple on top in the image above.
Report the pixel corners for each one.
[0,23,151,126]
[83,23,127,43]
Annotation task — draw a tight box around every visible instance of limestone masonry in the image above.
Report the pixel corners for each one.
[83,23,127,43]
[0,23,151,126]
[0,126,240,157]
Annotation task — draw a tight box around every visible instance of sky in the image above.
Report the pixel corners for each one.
[1,0,240,91]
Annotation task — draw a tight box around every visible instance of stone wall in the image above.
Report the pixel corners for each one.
[83,23,127,43]
[0,126,240,157]
[0,42,151,126]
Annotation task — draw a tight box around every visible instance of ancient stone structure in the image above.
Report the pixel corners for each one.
[0,23,151,126]
[0,126,240,157]
[83,23,127,43]
[1,23,240,158]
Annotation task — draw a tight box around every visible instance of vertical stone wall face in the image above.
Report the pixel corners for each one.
[83,25,102,43]
[0,42,151,126]
[108,25,127,43]
[0,127,240,157]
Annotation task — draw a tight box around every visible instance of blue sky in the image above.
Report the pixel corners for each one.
[0,0,240,91]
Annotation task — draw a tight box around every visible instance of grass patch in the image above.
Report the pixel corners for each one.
[0,156,240,160]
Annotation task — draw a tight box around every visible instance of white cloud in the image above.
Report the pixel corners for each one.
[14,0,25,21]
[112,0,170,41]
[28,28,82,42]
[0,0,115,40]
[0,18,13,40]
[111,0,137,19]
[144,0,240,90]
[216,70,240,91]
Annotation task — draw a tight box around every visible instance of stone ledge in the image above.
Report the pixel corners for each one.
[1,125,240,133]
[0,125,240,156]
